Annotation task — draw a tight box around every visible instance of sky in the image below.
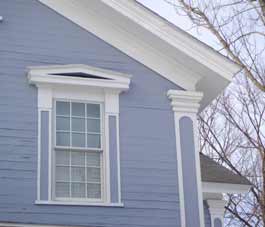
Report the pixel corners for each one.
[137,0,218,49]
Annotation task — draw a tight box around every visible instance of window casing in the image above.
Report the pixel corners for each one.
[28,64,131,206]
[54,100,104,201]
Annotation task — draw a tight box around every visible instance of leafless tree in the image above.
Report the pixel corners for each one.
[164,0,265,226]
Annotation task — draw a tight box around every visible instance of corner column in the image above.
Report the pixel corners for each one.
[207,200,226,227]
[167,90,204,227]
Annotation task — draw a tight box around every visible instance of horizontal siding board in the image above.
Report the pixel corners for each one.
[0,0,183,226]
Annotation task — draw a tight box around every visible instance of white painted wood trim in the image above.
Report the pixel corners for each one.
[35,200,124,207]
[168,89,205,227]
[173,113,186,227]
[0,223,79,227]
[104,113,111,203]
[202,182,251,194]
[101,0,241,80]
[115,113,122,203]
[48,110,52,201]
[207,199,227,227]
[28,64,132,79]
[37,110,41,201]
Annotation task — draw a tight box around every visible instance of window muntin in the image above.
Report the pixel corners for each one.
[55,101,101,149]
[54,101,103,200]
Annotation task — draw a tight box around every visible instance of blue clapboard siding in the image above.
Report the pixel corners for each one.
[0,0,182,227]
[109,116,119,203]
[179,117,200,226]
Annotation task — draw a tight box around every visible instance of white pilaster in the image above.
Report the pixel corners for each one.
[207,199,226,227]
[167,90,204,227]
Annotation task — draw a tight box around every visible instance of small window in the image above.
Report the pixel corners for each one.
[54,101,103,200]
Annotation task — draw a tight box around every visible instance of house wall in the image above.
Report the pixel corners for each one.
[0,0,211,226]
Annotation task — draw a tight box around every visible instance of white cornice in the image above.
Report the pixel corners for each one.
[103,0,241,80]
[167,90,203,113]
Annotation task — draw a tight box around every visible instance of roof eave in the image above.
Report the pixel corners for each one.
[202,182,251,194]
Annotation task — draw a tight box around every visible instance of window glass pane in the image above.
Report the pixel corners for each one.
[72,118,85,132]
[86,152,100,166]
[56,116,70,131]
[87,183,101,199]
[87,167,100,182]
[71,167,86,182]
[71,151,85,166]
[87,119,100,133]
[56,101,70,116]
[87,104,100,118]
[72,133,85,147]
[56,182,70,197]
[56,132,70,146]
[56,166,70,181]
[71,183,86,198]
[56,150,69,165]
[72,103,85,117]
[87,134,101,148]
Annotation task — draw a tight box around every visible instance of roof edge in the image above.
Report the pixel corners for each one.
[102,0,242,80]
[202,182,251,194]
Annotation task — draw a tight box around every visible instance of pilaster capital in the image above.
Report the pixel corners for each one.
[167,90,203,114]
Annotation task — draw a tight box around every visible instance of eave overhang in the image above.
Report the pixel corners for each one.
[38,0,242,111]
[202,182,251,194]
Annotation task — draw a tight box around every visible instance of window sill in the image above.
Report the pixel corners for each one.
[35,200,124,207]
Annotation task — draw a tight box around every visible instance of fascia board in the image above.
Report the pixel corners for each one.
[202,182,251,194]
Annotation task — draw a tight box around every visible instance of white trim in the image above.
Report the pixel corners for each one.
[202,182,251,194]
[101,0,241,80]
[115,113,122,203]
[168,89,205,227]
[35,200,124,207]
[167,90,203,113]
[0,223,89,227]
[207,199,227,227]
[192,114,205,227]
[48,110,52,200]
[28,64,132,79]
[53,100,104,202]
[37,110,42,201]
[38,0,241,110]
[104,113,111,203]
[0,224,76,227]
[28,64,131,91]
[173,112,186,227]
[28,64,130,205]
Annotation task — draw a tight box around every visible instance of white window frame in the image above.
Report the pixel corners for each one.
[28,64,131,206]
[53,99,105,203]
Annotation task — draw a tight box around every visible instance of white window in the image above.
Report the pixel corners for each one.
[28,64,131,206]
[54,101,103,201]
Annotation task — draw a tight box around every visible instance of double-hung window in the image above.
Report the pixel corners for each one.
[54,100,103,201]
